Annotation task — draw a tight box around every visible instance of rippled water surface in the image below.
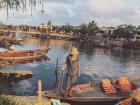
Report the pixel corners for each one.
[0,38,140,95]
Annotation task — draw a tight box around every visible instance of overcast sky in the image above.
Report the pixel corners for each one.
[0,0,140,26]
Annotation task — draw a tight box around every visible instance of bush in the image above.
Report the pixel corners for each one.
[0,95,17,105]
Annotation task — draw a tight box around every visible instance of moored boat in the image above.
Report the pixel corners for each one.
[43,77,140,105]
[43,83,130,104]
[0,48,50,60]
[0,70,33,81]
[0,56,49,67]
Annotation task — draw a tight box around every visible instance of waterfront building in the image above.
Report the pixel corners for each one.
[39,24,53,33]
[99,27,117,36]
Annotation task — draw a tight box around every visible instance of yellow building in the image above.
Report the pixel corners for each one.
[39,24,52,32]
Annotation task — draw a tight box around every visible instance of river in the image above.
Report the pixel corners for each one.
[0,38,140,95]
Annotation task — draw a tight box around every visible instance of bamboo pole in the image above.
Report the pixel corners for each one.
[38,80,42,103]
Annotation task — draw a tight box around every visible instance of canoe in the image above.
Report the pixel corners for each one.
[43,83,130,105]
[0,48,50,60]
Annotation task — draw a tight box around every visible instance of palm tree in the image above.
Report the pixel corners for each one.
[0,0,43,18]
[79,23,88,35]
[62,23,74,33]
[88,21,98,36]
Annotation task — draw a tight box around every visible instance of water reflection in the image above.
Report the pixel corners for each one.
[0,38,139,95]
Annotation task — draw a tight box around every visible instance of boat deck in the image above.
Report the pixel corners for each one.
[43,83,130,102]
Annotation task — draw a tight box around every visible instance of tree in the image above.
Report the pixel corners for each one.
[62,23,74,33]
[79,23,88,35]
[0,0,43,18]
[47,20,52,26]
[88,20,98,36]
[113,24,136,38]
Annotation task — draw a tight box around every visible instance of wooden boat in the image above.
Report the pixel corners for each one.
[0,70,33,81]
[0,48,50,60]
[43,78,140,105]
[43,83,130,105]
[0,56,49,67]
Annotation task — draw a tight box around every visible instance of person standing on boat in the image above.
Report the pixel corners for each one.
[62,47,80,97]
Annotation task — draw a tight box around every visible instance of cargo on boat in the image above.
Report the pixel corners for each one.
[0,48,50,60]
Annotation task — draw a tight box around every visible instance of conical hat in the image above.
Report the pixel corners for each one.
[70,47,79,55]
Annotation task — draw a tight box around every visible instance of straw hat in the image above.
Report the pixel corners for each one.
[131,89,140,102]
[70,47,79,55]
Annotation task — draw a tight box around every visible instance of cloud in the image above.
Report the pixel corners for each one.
[0,0,140,26]
[86,0,129,17]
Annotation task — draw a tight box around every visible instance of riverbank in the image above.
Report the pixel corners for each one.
[0,31,140,50]
[0,95,70,105]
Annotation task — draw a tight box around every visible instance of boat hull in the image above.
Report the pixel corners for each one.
[0,48,50,60]
[43,83,130,104]
[0,70,33,81]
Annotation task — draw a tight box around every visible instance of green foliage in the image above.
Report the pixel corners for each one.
[79,23,88,34]
[0,95,17,105]
[88,21,98,35]
[0,0,41,9]
[0,0,43,18]
[62,23,74,33]
[47,20,52,26]
[113,24,136,38]
[79,20,98,35]
[0,21,3,28]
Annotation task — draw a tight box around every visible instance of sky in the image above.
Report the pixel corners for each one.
[0,0,140,26]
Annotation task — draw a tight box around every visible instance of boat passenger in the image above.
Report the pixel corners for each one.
[63,47,80,97]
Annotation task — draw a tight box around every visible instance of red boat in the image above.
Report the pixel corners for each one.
[0,48,50,60]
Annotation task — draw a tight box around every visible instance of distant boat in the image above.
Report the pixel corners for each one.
[0,70,33,81]
[0,48,50,60]
[0,56,49,67]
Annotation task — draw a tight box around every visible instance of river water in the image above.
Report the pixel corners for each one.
[0,38,140,95]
